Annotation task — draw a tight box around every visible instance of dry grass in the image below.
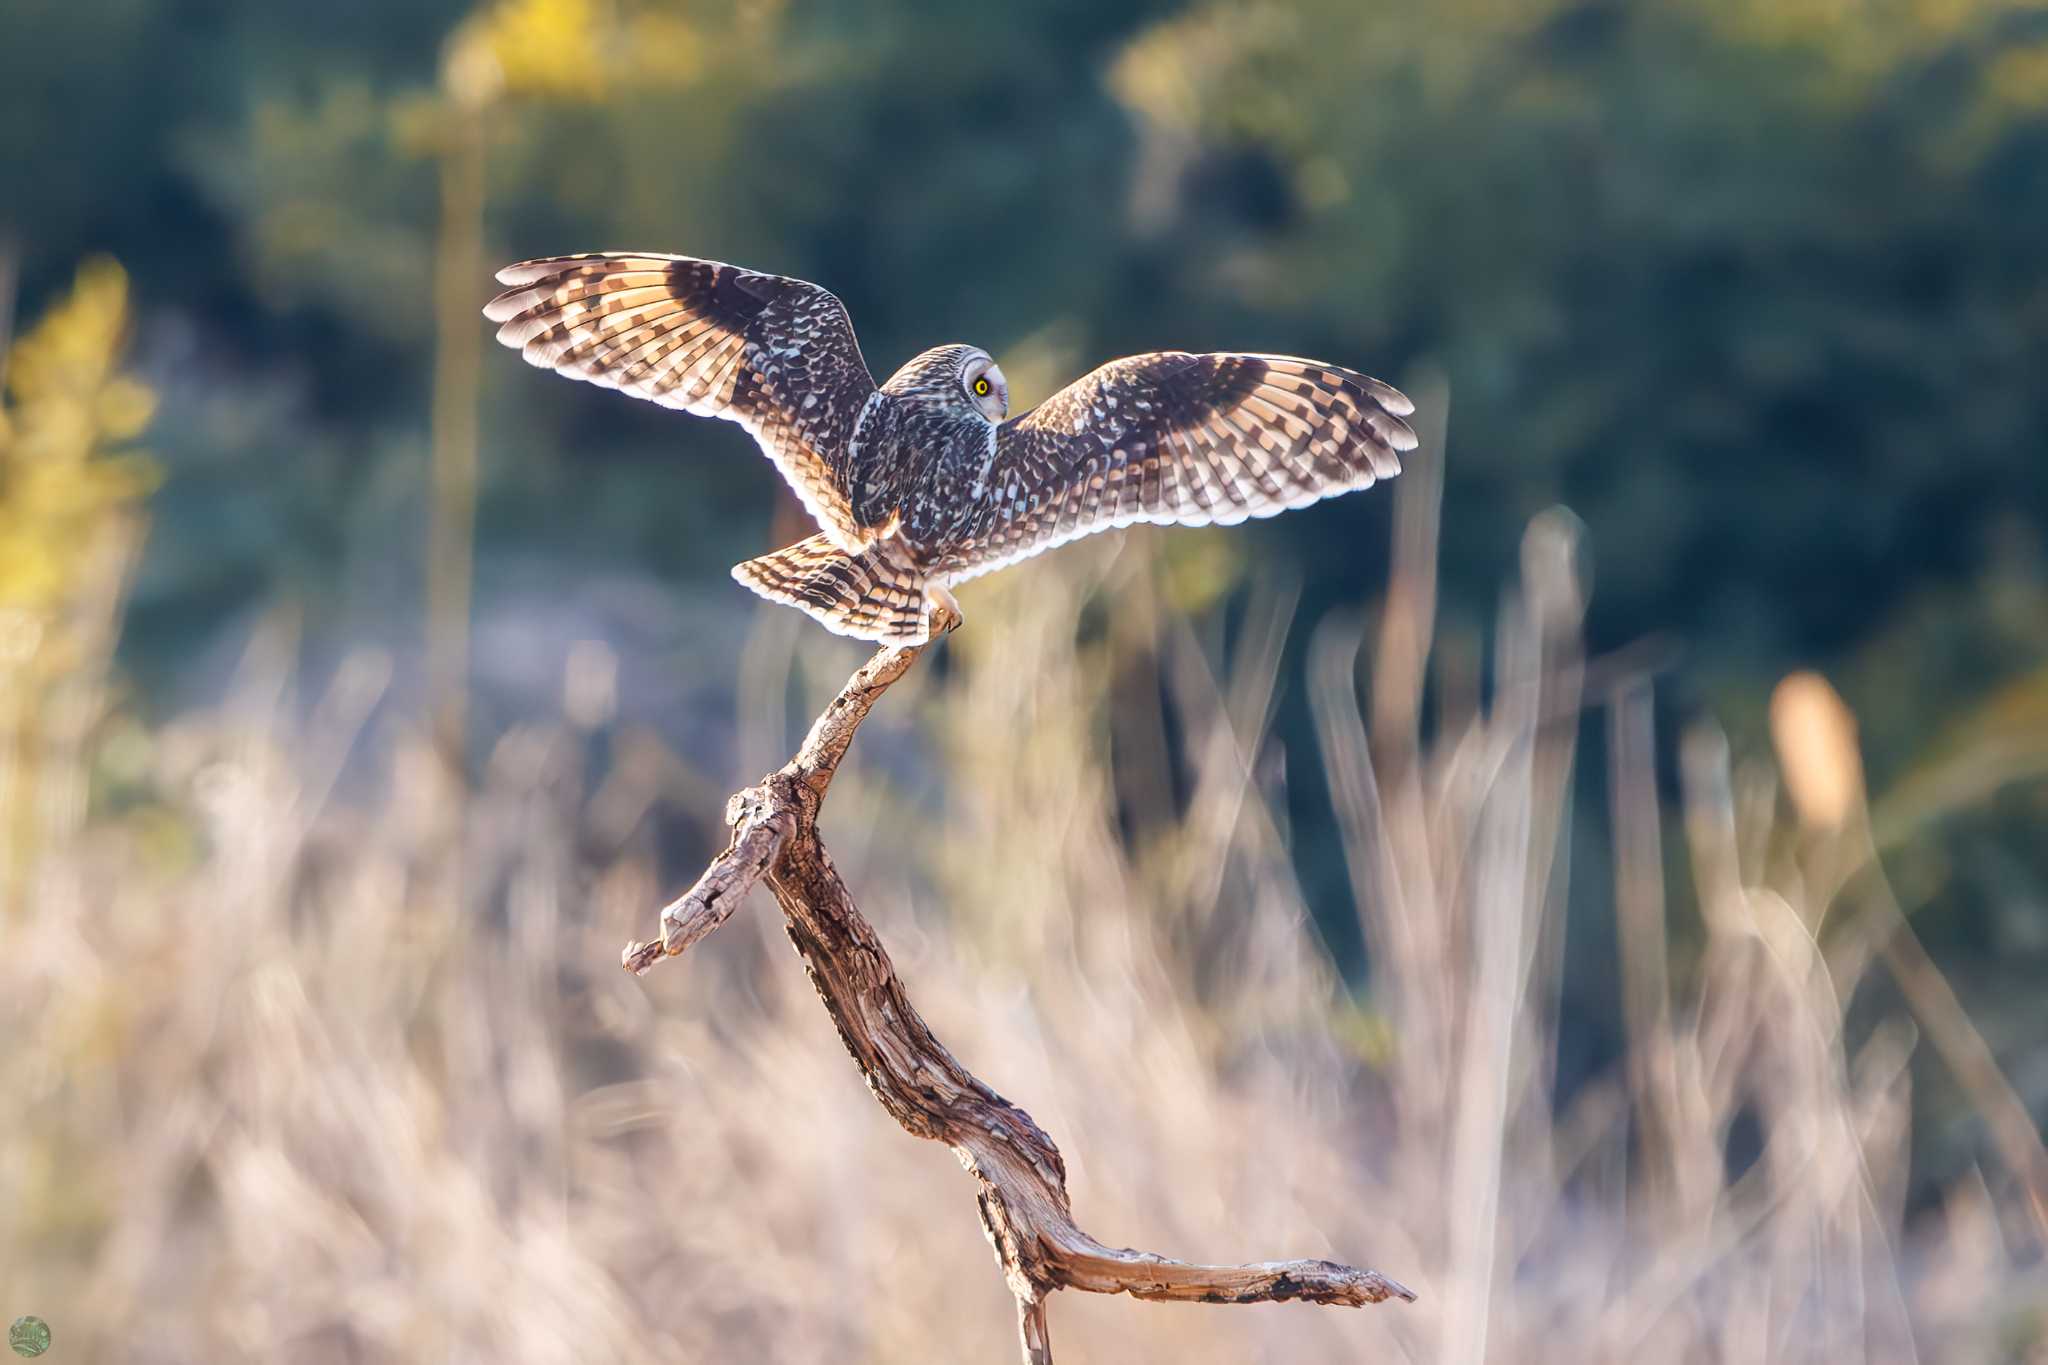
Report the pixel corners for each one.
[3,431,2044,1363]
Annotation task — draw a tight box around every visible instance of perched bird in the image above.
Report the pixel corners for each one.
[484,253,1417,645]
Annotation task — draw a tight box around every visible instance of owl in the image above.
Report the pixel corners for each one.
[485,253,1417,645]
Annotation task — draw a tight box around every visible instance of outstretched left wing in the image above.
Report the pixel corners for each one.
[485,252,877,551]
[935,351,1417,582]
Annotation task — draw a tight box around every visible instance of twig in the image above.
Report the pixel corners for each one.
[624,608,1414,1362]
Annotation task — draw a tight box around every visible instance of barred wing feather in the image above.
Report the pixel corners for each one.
[485,252,877,551]
[938,352,1417,582]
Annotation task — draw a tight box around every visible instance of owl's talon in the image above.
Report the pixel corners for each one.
[925,583,963,637]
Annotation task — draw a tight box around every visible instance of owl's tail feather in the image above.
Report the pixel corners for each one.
[732,533,932,645]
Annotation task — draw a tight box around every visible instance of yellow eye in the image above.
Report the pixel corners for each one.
[973,377,991,396]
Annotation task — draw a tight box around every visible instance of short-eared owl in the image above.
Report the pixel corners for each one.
[485,253,1417,644]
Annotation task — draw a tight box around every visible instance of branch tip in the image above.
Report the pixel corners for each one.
[621,938,666,976]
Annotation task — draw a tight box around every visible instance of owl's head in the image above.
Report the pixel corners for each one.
[883,344,1009,422]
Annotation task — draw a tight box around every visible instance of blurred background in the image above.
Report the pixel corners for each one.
[4,0,2047,1359]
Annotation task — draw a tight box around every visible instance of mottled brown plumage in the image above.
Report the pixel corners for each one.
[486,251,1417,644]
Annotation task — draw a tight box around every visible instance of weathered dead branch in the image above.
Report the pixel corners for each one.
[623,612,1413,1363]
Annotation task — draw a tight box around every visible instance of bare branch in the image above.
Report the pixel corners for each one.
[621,809,793,973]
[1017,1297,1052,1365]
[625,612,1413,1358]
[1050,1235,1413,1306]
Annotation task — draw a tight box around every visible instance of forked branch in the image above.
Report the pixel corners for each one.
[623,615,1413,1362]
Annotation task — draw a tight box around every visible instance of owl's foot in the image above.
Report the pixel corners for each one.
[924,582,963,638]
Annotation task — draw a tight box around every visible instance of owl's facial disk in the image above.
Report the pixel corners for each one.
[961,354,1009,421]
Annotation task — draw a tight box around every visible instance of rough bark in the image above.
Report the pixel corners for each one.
[624,616,1413,1361]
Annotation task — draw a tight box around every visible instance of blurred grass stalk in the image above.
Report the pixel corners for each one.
[426,0,628,785]
[426,44,493,784]
[0,238,16,384]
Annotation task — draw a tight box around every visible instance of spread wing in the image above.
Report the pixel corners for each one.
[936,352,1417,582]
[484,252,877,551]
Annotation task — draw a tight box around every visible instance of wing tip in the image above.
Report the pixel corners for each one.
[1375,386,1417,418]
[493,258,568,288]
[1252,353,1417,418]
[482,291,529,325]
[489,252,688,293]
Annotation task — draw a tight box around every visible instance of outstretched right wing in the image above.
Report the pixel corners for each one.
[485,252,877,551]
[936,351,1417,582]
